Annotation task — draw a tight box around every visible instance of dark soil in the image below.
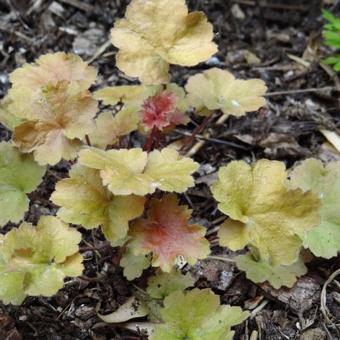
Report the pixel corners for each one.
[0,0,340,339]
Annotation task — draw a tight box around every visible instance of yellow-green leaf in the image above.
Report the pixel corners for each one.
[111,0,217,84]
[290,159,340,258]
[0,142,46,227]
[151,288,249,340]
[186,68,267,116]
[51,164,145,242]
[88,109,139,149]
[147,270,195,299]
[94,85,160,107]
[79,147,199,196]
[235,254,307,289]
[120,246,152,280]
[212,160,320,265]
[0,216,83,305]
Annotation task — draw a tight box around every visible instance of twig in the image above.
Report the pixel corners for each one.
[186,112,230,157]
[230,0,306,11]
[88,40,112,64]
[206,255,235,263]
[180,115,212,152]
[57,0,94,12]
[264,86,336,97]
[250,300,269,318]
[0,25,33,43]
[320,268,340,324]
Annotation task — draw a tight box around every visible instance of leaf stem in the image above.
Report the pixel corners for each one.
[85,134,92,146]
[144,126,158,152]
[180,115,212,152]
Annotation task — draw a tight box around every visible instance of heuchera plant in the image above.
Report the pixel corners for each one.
[0,0,338,336]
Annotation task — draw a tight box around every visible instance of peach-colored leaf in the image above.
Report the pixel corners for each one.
[128,194,210,272]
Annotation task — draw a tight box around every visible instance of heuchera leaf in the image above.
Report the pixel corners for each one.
[147,270,195,299]
[151,288,249,340]
[10,52,97,90]
[120,246,152,280]
[51,164,145,242]
[235,254,307,289]
[79,147,199,196]
[111,0,217,84]
[0,216,83,305]
[0,142,45,227]
[88,109,139,149]
[128,194,210,272]
[212,160,320,265]
[94,85,160,107]
[289,159,340,258]
[2,53,98,165]
[140,90,188,130]
[94,83,188,120]
[185,68,267,116]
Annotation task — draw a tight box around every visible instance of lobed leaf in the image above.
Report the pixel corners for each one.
[10,52,97,91]
[88,109,139,149]
[79,147,199,196]
[0,216,83,305]
[94,84,188,124]
[2,53,98,165]
[51,164,145,242]
[120,246,152,280]
[289,159,340,258]
[235,254,307,289]
[147,270,195,299]
[151,288,249,340]
[212,160,320,265]
[140,90,188,130]
[128,194,210,272]
[111,0,217,84]
[94,85,160,107]
[0,142,45,227]
[186,68,267,116]
[12,82,97,165]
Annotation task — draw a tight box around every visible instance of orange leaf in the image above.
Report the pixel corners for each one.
[129,194,210,272]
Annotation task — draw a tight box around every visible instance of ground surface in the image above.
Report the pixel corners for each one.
[0,0,340,339]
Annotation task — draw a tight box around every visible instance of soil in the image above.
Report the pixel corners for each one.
[0,0,340,339]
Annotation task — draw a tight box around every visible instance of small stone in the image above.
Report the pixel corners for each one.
[74,305,95,320]
[72,27,105,57]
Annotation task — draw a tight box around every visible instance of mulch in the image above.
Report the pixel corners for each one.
[0,0,339,339]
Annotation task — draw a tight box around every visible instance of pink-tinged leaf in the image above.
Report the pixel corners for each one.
[129,194,210,272]
[140,91,187,130]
